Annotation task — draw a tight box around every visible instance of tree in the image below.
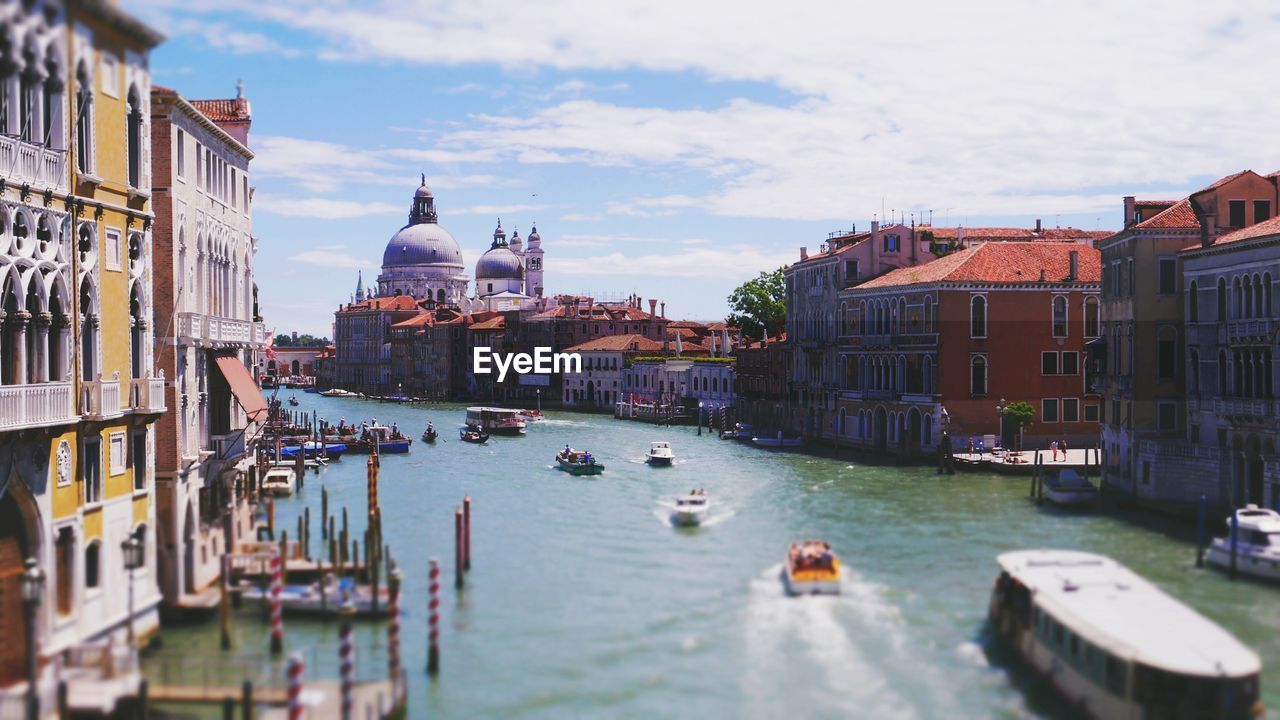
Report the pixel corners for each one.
[1003,401,1035,451]
[273,333,331,348]
[727,267,786,341]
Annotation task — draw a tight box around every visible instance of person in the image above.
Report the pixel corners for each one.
[1050,440,1059,462]
[565,444,572,456]
[967,437,975,456]
[1060,438,1068,459]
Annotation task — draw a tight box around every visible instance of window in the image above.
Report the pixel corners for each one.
[1187,280,1198,322]
[1084,297,1099,337]
[1127,258,1135,296]
[243,176,250,212]
[1218,277,1228,321]
[1255,200,1272,224]
[1042,398,1060,423]
[105,227,122,271]
[1052,296,1067,337]
[970,355,987,396]
[132,431,147,491]
[231,169,237,206]
[109,431,126,475]
[75,64,94,173]
[1062,398,1080,423]
[1084,404,1099,422]
[1158,258,1177,295]
[1157,327,1176,380]
[55,528,74,616]
[82,436,102,504]
[100,54,119,97]
[1041,351,1059,375]
[176,129,185,179]
[195,142,203,189]
[126,86,143,188]
[84,542,101,589]
[1188,350,1201,395]
[1061,351,1079,375]
[1228,199,1246,228]
[970,295,987,338]
[1157,401,1177,432]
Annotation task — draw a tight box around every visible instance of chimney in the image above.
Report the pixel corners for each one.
[660,301,666,318]
[1039,269,1047,282]
[870,220,880,271]
[956,226,964,248]
[1069,250,1079,282]
[648,299,658,316]
[1035,218,1042,234]
[800,246,808,261]
[1123,196,1136,228]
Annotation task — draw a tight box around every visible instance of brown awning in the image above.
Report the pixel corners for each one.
[213,355,268,420]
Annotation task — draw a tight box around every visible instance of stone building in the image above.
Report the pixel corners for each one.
[376,177,469,304]
[331,294,424,395]
[150,83,265,610]
[561,334,665,411]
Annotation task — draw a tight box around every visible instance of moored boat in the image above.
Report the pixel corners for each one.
[319,388,352,397]
[783,540,840,595]
[990,549,1263,719]
[340,424,411,454]
[720,422,754,440]
[466,406,527,435]
[1205,505,1280,582]
[240,578,390,619]
[753,432,803,449]
[261,467,297,496]
[280,441,346,461]
[646,441,675,466]
[671,491,709,526]
[1042,469,1098,508]
[556,447,604,475]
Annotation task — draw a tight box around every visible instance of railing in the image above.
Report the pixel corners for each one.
[1223,319,1273,344]
[0,381,76,431]
[82,373,123,419]
[130,373,167,413]
[1213,397,1274,418]
[1139,439,1220,461]
[0,135,68,190]
[176,312,266,347]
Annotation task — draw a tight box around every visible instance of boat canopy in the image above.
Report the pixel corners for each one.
[996,550,1260,678]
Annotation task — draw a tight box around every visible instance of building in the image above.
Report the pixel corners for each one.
[839,242,1102,456]
[1099,171,1278,509]
[474,220,528,305]
[375,177,469,304]
[561,334,665,410]
[331,294,425,395]
[732,333,790,430]
[0,0,165,709]
[150,83,265,610]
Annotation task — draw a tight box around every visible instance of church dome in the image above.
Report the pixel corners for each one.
[476,245,524,280]
[381,177,465,273]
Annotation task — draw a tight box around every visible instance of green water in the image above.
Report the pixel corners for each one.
[146,395,1280,719]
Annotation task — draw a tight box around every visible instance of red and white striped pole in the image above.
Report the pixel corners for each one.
[270,546,284,654]
[339,620,354,720]
[387,568,402,696]
[427,558,440,675]
[286,652,304,720]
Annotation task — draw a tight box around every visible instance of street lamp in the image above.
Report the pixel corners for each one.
[20,557,45,720]
[122,536,144,646]
[536,388,541,413]
[996,398,1007,450]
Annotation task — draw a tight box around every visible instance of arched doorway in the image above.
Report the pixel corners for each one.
[874,406,888,453]
[908,408,922,453]
[291,360,301,376]
[0,486,37,685]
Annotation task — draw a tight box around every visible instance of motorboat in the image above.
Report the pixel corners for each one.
[279,441,346,461]
[269,457,325,471]
[459,426,490,444]
[319,388,356,398]
[261,467,297,496]
[466,407,527,435]
[646,441,675,466]
[422,426,439,443]
[1042,469,1098,508]
[753,432,804,449]
[1205,505,1280,582]
[720,422,754,440]
[342,424,411,454]
[783,540,840,595]
[990,550,1262,719]
[518,409,545,423]
[671,491,709,526]
[556,448,604,476]
[240,577,390,619]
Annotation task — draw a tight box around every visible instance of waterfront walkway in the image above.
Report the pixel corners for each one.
[954,447,1101,475]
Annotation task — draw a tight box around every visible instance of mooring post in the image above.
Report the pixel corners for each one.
[286,653,304,720]
[321,487,329,539]
[1230,507,1239,580]
[242,680,254,720]
[455,507,464,590]
[339,621,355,720]
[220,554,232,650]
[1196,494,1206,568]
[387,567,402,694]
[270,544,284,654]
[427,558,440,675]
[463,495,472,571]
[267,497,276,540]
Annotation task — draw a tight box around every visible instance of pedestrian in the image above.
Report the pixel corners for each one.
[1050,439,1059,462]
[1060,438,1068,460]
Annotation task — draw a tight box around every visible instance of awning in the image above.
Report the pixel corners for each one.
[213,354,269,421]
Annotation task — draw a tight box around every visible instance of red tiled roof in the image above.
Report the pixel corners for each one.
[854,242,1101,289]
[339,296,421,313]
[1133,199,1198,230]
[190,98,251,122]
[924,226,1110,242]
[1193,215,1280,250]
[468,315,505,331]
[564,334,665,353]
[390,313,435,328]
[1194,169,1253,193]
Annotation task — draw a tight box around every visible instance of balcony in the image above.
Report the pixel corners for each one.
[176,312,268,348]
[0,135,68,190]
[1213,397,1275,420]
[0,381,76,431]
[129,373,167,414]
[81,373,124,420]
[1222,319,1273,345]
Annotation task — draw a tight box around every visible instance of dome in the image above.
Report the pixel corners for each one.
[476,246,524,280]
[382,222,464,270]
[527,224,541,245]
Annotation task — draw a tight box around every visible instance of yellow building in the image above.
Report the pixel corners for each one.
[0,0,163,713]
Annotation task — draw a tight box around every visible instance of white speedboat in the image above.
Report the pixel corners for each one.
[671,492,709,526]
[1205,505,1280,582]
[261,467,297,496]
[646,441,675,466]
[783,540,841,595]
[319,388,353,397]
[721,422,754,440]
[1042,469,1098,508]
[990,550,1263,719]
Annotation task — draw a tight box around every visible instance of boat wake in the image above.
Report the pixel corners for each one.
[652,499,734,528]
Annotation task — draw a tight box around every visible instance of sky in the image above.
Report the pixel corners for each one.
[129,0,1280,338]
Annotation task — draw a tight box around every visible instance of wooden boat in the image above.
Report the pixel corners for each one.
[721,422,754,440]
[783,540,840,595]
[261,467,297,496]
[671,492,709,526]
[1042,469,1098,508]
[287,395,299,406]
[557,448,604,475]
[459,426,489,444]
[990,550,1263,719]
[319,388,354,397]
[240,578,390,619]
[646,441,675,466]
[422,427,439,443]
[753,432,804,449]
[1205,505,1280,582]
[340,425,411,454]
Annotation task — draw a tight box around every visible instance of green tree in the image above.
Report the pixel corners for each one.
[727,267,786,341]
[1004,401,1035,431]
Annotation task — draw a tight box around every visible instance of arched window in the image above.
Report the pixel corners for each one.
[1187,281,1199,323]
[1218,351,1228,396]
[923,296,933,332]
[1244,277,1254,319]
[1234,277,1243,319]
[85,541,101,588]
[923,355,933,395]
[971,355,987,395]
[1188,349,1200,395]
[436,288,445,303]
[1052,296,1067,337]
[970,295,987,338]
[128,86,143,185]
[1218,277,1228,321]
[1265,273,1274,317]
[1157,326,1176,380]
[1084,296,1100,337]
[1253,274,1264,318]
[75,62,93,173]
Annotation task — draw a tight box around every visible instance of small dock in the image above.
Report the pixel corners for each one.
[953,448,1100,476]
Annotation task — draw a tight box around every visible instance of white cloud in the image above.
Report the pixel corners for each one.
[256,195,401,219]
[445,203,548,216]
[560,213,602,222]
[553,245,793,280]
[288,249,375,268]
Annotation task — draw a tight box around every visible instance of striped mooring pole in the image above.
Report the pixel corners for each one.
[270,545,284,654]
[388,567,402,692]
[427,558,440,675]
[286,652,304,720]
[340,620,355,720]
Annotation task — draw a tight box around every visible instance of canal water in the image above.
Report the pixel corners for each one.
[148,394,1280,719]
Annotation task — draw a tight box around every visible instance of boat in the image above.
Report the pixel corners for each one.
[466,407,527,435]
[269,458,325,470]
[1042,469,1098,508]
[990,550,1263,719]
[646,441,675,466]
[1205,505,1280,582]
[753,432,804,449]
[556,448,604,476]
[261,467,297,496]
[720,422,754,440]
[341,425,411,454]
[319,388,355,398]
[381,394,413,403]
[671,491,709,526]
[287,395,299,406]
[459,426,489,444]
[279,442,346,461]
[422,427,439,443]
[783,540,840,595]
[240,577,390,619]
[518,409,545,423]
